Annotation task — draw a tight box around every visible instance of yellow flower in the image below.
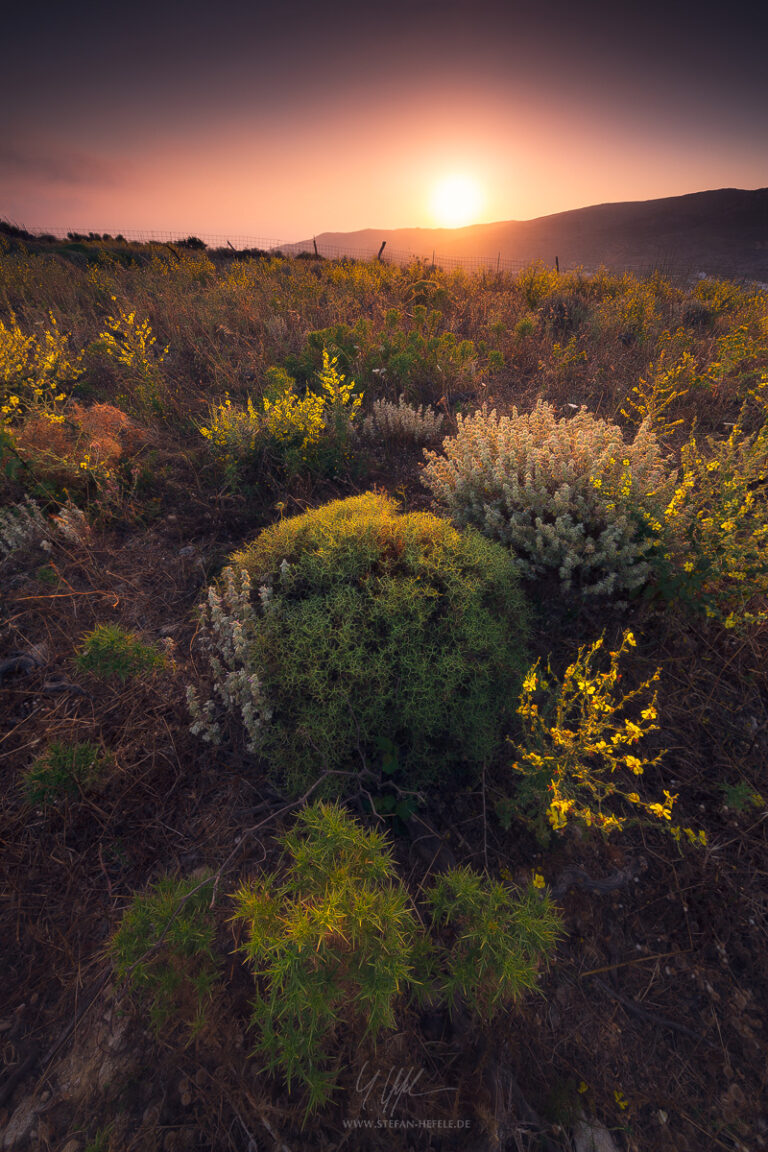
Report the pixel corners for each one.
[531,871,546,889]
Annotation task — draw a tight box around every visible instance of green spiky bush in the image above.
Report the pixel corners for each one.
[231,802,420,1112]
[231,802,561,1115]
[191,492,529,795]
[76,623,166,682]
[22,740,106,805]
[109,872,219,1037]
[425,865,562,1021]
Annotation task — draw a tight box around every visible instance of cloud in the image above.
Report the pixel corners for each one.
[0,141,116,187]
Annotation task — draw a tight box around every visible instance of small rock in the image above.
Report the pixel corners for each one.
[143,1104,162,1127]
[2,1097,39,1149]
[573,1117,620,1152]
[178,546,195,558]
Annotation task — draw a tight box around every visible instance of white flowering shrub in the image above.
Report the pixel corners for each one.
[0,497,51,561]
[187,566,272,752]
[362,394,445,444]
[52,500,91,546]
[422,400,672,597]
[1,497,94,565]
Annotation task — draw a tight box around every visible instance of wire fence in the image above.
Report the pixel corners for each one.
[23,224,534,270]
[24,226,284,251]
[12,222,717,283]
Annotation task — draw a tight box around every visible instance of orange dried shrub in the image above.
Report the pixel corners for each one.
[71,403,150,461]
[14,403,149,486]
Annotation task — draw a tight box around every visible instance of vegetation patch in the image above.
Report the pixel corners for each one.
[189,491,529,795]
[22,740,107,805]
[76,623,166,682]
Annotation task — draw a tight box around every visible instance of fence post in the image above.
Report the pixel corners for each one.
[313,237,318,257]
[377,240,387,261]
[555,256,560,274]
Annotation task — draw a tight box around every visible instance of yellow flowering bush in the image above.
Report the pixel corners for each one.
[95,305,169,416]
[621,329,699,438]
[505,631,703,845]
[647,406,768,629]
[0,312,82,426]
[199,394,263,459]
[200,349,362,481]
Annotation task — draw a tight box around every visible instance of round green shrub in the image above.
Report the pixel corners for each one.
[195,492,529,795]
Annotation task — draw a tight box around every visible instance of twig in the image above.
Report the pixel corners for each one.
[550,857,646,900]
[481,760,489,874]
[591,974,708,1043]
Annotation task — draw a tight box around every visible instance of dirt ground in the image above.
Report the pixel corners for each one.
[1,445,767,1152]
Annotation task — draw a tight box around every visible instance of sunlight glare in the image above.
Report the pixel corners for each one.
[430,174,484,228]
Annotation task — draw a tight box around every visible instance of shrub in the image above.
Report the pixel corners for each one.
[621,329,699,438]
[0,496,50,561]
[94,306,169,417]
[12,402,147,493]
[504,630,705,846]
[231,802,420,1112]
[0,312,83,420]
[189,492,529,795]
[286,307,491,407]
[422,400,671,598]
[109,872,219,1036]
[425,866,562,1021]
[199,350,361,481]
[361,393,445,444]
[76,623,166,682]
[22,740,106,805]
[231,803,560,1114]
[650,412,768,629]
[539,291,589,338]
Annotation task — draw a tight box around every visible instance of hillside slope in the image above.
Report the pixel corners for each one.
[289,187,768,279]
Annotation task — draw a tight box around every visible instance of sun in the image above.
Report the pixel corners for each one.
[430,174,484,228]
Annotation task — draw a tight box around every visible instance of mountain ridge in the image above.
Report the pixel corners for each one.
[287,187,768,279]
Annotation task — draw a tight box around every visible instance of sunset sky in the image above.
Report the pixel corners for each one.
[2,0,766,242]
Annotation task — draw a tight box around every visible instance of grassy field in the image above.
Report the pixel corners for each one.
[1,229,767,1152]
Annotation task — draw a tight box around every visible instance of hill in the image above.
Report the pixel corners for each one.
[289,187,768,279]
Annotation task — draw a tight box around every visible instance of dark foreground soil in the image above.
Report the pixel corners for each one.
[1,449,767,1152]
